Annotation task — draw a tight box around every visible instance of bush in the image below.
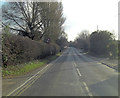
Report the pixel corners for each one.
[107,40,118,59]
[2,34,60,67]
[89,30,114,56]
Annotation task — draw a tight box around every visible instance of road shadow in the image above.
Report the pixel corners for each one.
[89,76,118,96]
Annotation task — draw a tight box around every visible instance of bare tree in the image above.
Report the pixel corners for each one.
[75,30,90,51]
[2,2,43,40]
[2,2,66,42]
[39,2,65,42]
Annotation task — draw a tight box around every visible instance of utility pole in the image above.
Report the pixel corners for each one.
[97,25,99,33]
[97,25,98,31]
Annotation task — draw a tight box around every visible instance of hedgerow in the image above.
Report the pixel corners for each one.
[2,33,60,67]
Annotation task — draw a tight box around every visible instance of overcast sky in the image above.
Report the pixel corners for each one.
[62,0,119,41]
[0,0,119,41]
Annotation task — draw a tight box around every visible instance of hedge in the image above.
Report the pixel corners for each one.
[2,33,60,67]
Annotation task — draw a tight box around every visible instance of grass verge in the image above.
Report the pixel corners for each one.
[2,53,61,78]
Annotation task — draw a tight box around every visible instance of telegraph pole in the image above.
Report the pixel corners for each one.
[97,25,98,31]
[97,25,99,33]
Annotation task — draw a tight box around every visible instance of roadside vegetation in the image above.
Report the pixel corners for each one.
[74,30,118,59]
[2,53,61,78]
[2,2,68,77]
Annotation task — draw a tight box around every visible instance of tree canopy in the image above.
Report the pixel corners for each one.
[89,30,114,55]
[2,2,66,42]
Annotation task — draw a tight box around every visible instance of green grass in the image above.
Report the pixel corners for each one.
[2,60,46,77]
[56,52,61,57]
[2,53,61,78]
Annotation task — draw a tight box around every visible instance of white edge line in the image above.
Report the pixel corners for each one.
[97,62,101,64]
[83,82,92,96]
[7,48,64,96]
[7,64,50,96]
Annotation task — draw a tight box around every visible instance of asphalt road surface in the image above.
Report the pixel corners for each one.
[7,47,118,96]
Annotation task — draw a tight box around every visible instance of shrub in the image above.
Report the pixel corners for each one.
[89,30,114,56]
[2,34,60,67]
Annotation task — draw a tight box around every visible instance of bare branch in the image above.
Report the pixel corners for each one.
[3,13,26,31]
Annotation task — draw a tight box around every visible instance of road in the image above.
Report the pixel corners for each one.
[6,47,118,96]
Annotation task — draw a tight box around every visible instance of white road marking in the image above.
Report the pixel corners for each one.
[7,64,50,96]
[74,63,77,67]
[83,82,92,96]
[76,68,82,76]
[72,62,76,67]
[97,62,116,72]
[72,62,92,96]
[97,62,101,64]
[72,62,82,77]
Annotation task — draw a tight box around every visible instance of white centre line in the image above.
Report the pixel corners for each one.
[83,82,92,96]
[74,63,77,67]
[72,61,92,96]
[76,68,82,76]
[72,62,82,77]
